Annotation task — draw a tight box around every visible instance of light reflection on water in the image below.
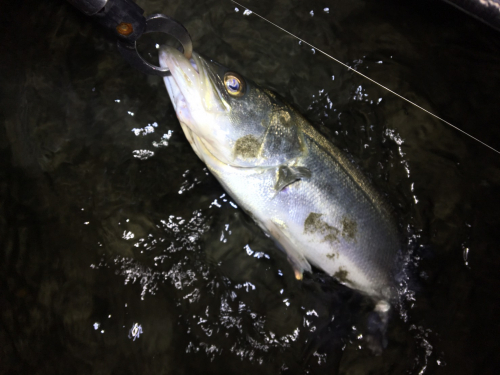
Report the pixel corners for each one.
[93,197,342,365]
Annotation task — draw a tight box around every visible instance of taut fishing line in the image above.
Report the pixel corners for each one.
[231,0,500,155]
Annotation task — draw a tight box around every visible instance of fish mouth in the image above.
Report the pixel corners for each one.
[159,46,235,166]
[159,46,229,120]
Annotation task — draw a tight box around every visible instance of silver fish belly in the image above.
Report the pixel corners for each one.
[159,46,399,301]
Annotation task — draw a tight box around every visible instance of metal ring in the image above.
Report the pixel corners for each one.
[117,14,192,77]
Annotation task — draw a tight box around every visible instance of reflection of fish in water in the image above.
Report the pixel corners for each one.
[159,46,399,303]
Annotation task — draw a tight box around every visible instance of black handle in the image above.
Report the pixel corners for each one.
[66,0,193,76]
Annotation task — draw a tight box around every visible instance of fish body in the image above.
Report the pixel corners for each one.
[159,47,399,301]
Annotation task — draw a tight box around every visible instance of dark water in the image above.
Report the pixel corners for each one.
[1,0,500,374]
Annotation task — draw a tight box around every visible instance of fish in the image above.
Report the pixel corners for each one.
[159,46,399,302]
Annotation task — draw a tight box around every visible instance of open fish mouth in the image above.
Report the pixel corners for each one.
[159,46,229,120]
[158,45,236,166]
[159,46,201,127]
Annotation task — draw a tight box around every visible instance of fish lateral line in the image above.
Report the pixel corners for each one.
[230,0,500,155]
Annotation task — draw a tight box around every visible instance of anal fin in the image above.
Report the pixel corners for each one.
[268,219,311,280]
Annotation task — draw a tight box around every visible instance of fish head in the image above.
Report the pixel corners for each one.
[159,46,305,167]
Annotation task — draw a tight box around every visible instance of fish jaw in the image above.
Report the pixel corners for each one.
[159,46,233,164]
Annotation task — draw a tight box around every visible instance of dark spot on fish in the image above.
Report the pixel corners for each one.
[304,213,323,233]
[324,233,339,243]
[234,135,261,159]
[333,267,350,284]
[304,213,340,244]
[326,252,337,259]
[341,216,357,241]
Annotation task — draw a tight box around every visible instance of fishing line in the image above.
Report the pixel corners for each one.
[231,0,500,155]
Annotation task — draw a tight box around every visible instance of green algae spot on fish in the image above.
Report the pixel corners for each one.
[340,216,358,241]
[234,134,261,159]
[334,267,350,284]
[304,212,340,244]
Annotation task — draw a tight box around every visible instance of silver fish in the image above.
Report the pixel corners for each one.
[159,46,399,301]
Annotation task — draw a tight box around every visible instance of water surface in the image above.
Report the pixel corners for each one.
[1,0,500,374]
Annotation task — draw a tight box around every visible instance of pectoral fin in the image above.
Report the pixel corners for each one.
[274,165,311,192]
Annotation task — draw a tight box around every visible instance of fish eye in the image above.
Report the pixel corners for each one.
[224,72,245,97]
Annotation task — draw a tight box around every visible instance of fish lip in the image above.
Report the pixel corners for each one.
[159,46,228,114]
[159,46,201,110]
[159,45,234,165]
